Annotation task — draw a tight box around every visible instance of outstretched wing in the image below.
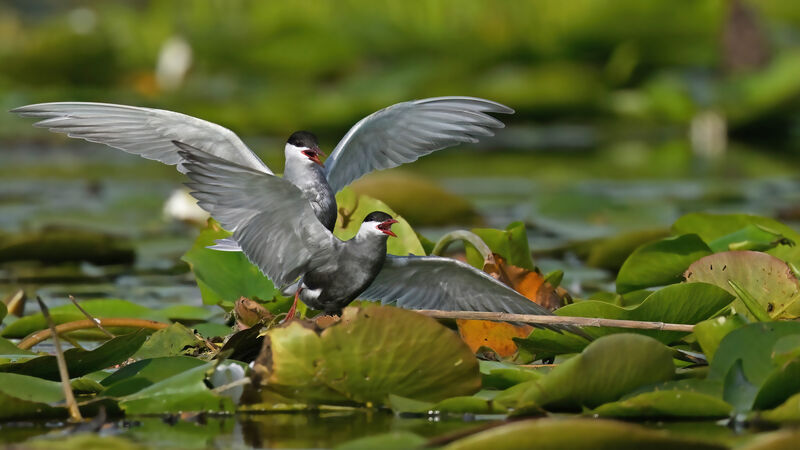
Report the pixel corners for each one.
[360,255,552,315]
[360,255,586,336]
[177,142,336,286]
[323,97,513,193]
[11,102,271,174]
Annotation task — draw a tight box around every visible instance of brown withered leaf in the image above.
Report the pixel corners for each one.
[234,297,274,330]
[457,254,569,357]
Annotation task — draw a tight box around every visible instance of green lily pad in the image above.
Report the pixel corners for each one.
[132,323,205,359]
[497,334,675,411]
[22,434,145,450]
[0,372,66,421]
[479,360,543,390]
[443,418,724,450]
[616,234,711,293]
[710,322,800,412]
[388,393,500,415]
[0,336,34,363]
[254,321,350,404]
[684,251,800,320]
[181,219,281,309]
[693,315,748,361]
[585,228,671,271]
[119,362,234,414]
[464,222,535,270]
[592,390,732,418]
[254,306,480,406]
[0,228,134,265]
[710,322,800,383]
[708,224,794,253]
[1,299,153,338]
[673,213,800,267]
[350,171,481,227]
[101,356,207,397]
[518,283,733,356]
[752,357,800,410]
[334,187,425,256]
[0,330,147,380]
[156,305,215,322]
[759,392,800,423]
[335,431,427,450]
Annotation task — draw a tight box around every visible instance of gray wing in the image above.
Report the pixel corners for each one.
[177,142,337,286]
[361,255,553,315]
[361,256,585,336]
[323,97,513,193]
[11,102,271,174]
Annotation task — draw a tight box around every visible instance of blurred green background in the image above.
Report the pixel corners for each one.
[2,0,800,298]
[2,0,799,150]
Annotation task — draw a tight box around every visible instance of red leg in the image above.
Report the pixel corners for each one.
[283,287,302,322]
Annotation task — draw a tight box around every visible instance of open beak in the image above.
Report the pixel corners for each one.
[303,146,326,167]
[377,219,399,237]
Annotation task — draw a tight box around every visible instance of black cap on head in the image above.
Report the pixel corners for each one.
[287,131,319,148]
[363,211,394,223]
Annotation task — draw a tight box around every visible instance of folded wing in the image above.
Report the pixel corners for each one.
[177,142,336,286]
[11,102,271,174]
[324,97,513,193]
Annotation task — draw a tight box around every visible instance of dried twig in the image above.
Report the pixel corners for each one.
[68,295,114,338]
[36,296,82,422]
[414,310,695,332]
[18,318,169,350]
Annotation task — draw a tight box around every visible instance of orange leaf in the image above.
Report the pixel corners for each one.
[456,254,569,356]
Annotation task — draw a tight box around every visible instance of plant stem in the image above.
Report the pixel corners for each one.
[36,296,82,422]
[414,310,695,332]
[17,318,169,350]
[68,295,114,338]
[432,230,492,261]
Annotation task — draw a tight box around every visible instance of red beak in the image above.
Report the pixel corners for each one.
[377,219,399,237]
[303,146,326,167]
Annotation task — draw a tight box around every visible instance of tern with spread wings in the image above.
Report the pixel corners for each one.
[177,142,568,327]
[12,97,512,234]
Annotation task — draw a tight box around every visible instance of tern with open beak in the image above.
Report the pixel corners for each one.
[12,97,512,234]
[177,142,574,331]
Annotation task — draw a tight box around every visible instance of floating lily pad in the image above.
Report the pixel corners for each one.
[759,392,800,423]
[479,360,543,390]
[592,390,732,418]
[443,418,724,450]
[518,283,733,356]
[131,323,205,360]
[497,334,674,411]
[181,219,281,309]
[119,362,234,414]
[0,228,134,265]
[1,299,162,338]
[684,251,800,320]
[335,430,427,450]
[464,222,535,270]
[710,322,800,412]
[0,330,147,380]
[616,234,711,293]
[693,315,748,361]
[350,171,481,227]
[673,213,800,267]
[101,356,207,397]
[0,372,66,421]
[334,187,425,256]
[253,306,480,406]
